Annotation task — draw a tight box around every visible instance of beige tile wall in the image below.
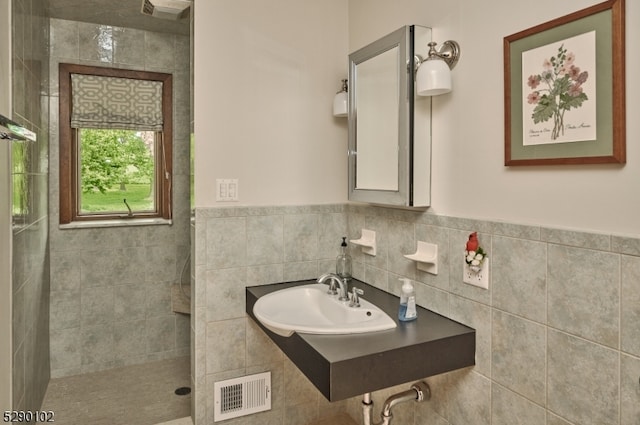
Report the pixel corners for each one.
[194,203,640,425]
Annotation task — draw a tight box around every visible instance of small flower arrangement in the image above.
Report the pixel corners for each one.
[464,232,486,272]
[465,247,487,271]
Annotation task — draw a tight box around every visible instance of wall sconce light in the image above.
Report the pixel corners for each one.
[333,79,348,117]
[416,40,460,96]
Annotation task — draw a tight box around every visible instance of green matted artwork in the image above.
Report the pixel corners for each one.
[504,0,625,165]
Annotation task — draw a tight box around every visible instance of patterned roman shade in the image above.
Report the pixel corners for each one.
[71,74,164,131]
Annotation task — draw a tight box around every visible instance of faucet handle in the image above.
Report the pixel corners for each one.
[326,281,338,295]
[349,287,364,308]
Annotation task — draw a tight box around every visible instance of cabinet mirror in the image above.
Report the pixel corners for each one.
[348,25,432,207]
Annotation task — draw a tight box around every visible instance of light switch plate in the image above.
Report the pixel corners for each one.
[462,262,489,289]
[216,179,239,202]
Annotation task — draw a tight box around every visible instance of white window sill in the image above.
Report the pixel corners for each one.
[59,218,172,230]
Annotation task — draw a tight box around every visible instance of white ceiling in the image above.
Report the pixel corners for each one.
[47,0,190,35]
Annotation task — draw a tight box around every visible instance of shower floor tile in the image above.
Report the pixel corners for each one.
[41,356,191,425]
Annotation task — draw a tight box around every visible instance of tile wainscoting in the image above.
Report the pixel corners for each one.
[193,203,640,425]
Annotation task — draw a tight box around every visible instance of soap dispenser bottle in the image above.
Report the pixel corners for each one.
[336,237,352,281]
[398,278,417,321]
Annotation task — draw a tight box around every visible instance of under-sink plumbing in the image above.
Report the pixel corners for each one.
[361,381,431,425]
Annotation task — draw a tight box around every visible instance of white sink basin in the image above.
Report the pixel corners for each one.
[253,283,397,337]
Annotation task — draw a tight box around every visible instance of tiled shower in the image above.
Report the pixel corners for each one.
[47,18,192,378]
[10,0,192,413]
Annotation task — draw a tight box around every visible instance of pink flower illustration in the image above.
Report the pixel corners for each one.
[568,65,581,80]
[568,84,583,97]
[527,75,541,89]
[527,91,541,104]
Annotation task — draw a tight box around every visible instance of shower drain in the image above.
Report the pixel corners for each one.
[175,386,191,396]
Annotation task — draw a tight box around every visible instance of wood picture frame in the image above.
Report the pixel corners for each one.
[504,0,625,165]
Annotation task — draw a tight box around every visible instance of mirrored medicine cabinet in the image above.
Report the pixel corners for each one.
[348,25,432,208]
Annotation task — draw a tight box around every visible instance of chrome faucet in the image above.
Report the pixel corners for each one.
[317,273,349,301]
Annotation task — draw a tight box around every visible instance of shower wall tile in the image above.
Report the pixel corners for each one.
[283,261,319,282]
[621,255,640,356]
[444,369,491,425]
[492,236,546,323]
[362,213,388,271]
[541,226,611,251]
[113,320,148,360]
[146,245,178,283]
[80,286,114,326]
[146,315,177,354]
[491,384,546,425]
[491,311,546,404]
[283,358,318,407]
[48,17,192,378]
[246,319,283,368]
[612,234,640,256]
[206,216,246,269]
[205,267,246,322]
[317,212,347,259]
[114,284,148,321]
[620,354,640,425]
[205,319,245,374]
[81,324,115,369]
[284,214,318,262]
[363,264,389,291]
[387,219,417,280]
[548,412,574,425]
[113,27,145,67]
[547,330,619,425]
[247,215,284,265]
[448,295,491,377]
[145,32,176,71]
[415,224,450,291]
[548,244,619,347]
[49,290,80,330]
[247,264,284,286]
[414,282,449,317]
[194,204,640,425]
[492,221,541,240]
[78,22,113,63]
[50,18,78,60]
[49,250,81,291]
[144,282,172,318]
[51,328,81,372]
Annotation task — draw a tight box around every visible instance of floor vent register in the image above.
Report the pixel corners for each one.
[213,371,271,421]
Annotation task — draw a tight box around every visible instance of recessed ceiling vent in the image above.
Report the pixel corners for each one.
[141,0,191,20]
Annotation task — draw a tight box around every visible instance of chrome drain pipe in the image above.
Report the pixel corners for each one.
[362,381,431,425]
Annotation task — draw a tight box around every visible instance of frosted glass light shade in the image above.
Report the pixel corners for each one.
[416,59,452,96]
[333,91,348,117]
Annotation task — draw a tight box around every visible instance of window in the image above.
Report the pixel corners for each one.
[59,63,173,224]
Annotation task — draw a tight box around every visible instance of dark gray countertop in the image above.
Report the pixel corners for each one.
[246,278,475,401]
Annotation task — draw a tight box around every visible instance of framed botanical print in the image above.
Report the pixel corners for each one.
[504,0,625,165]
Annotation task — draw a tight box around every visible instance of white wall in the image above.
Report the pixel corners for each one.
[195,0,640,236]
[349,0,640,236]
[194,0,349,207]
[0,0,12,411]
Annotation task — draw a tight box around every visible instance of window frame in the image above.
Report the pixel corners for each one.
[59,63,173,224]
